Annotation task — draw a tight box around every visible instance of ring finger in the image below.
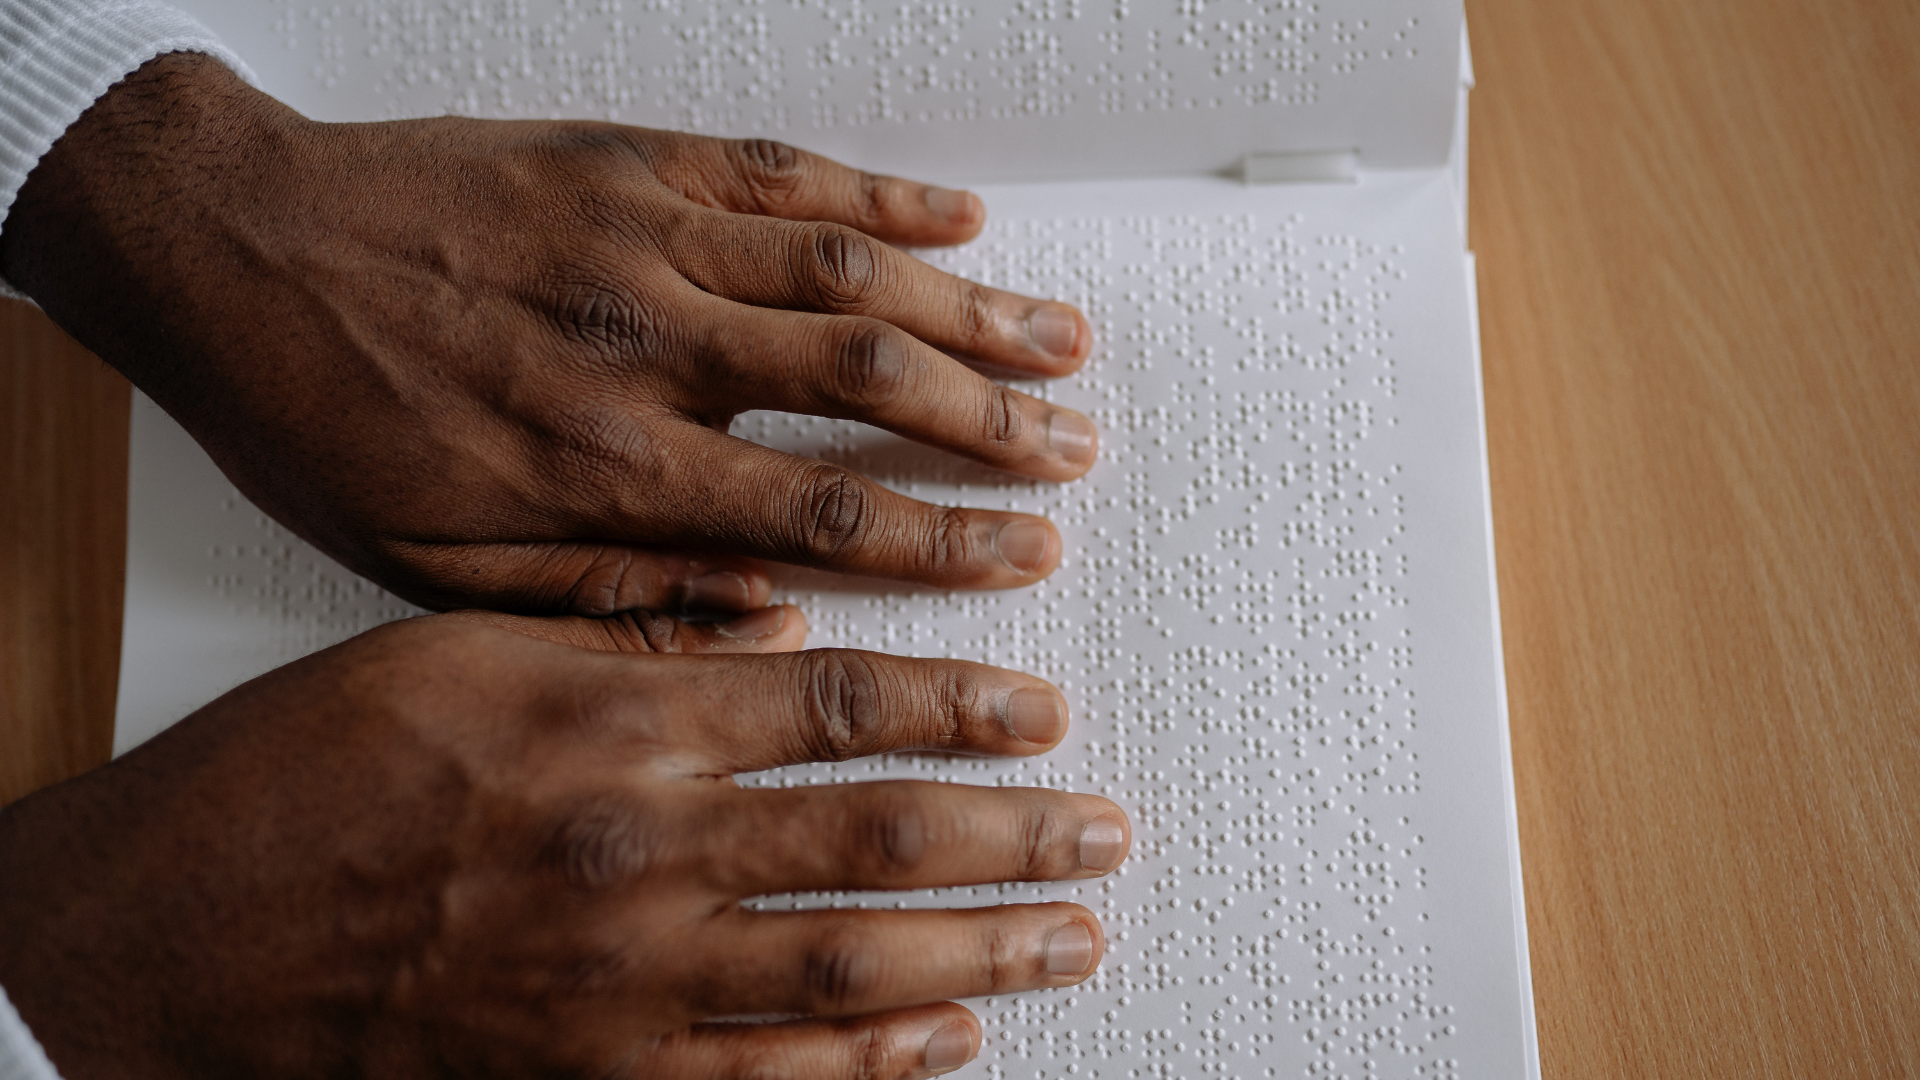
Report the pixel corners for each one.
[636,1004,981,1079]
[678,903,1104,1019]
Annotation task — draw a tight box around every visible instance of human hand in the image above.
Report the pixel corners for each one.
[0,611,1130,1078]
[0,52,1098,616]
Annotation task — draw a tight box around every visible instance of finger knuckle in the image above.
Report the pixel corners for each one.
[738,137,800,179]
[796,464,871,562]
[832,322,911,411]
[921,506,975,579]
[841,1024,891,1080]
[545,271,671,363]
[542,794,661,891]
[1017,802,1057,880]
[802,921,882,1011]
[549,548,647,618]
[731,138,803,211]
[983,385,1023,447]
[805,224,881,311]
[543,408,648,495]
[855,787,930,876]
[983,920,1021,993]
[853,171,890,226]
[958,281,997,350]
[605,610,686,652]
[800,650,884,760]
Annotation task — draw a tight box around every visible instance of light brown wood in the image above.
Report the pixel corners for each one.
[2,0,1917,1072]
[1467,0,1920,1075]
[0,300,127,805]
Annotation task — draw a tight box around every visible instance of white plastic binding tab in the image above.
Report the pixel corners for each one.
[1241,148,1360,184]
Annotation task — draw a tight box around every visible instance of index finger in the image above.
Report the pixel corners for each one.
[647,133,986,248]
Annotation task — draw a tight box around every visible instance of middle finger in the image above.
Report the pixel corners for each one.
[681,780,1130,897]
[669,211,1091,377]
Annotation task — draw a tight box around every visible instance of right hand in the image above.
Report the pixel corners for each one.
[0,612,1130,1079]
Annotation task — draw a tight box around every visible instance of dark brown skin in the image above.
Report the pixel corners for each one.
[0,52,1098,616]
[0,611,1131,1078]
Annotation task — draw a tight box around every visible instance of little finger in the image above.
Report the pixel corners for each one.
[636,1004,979,1079]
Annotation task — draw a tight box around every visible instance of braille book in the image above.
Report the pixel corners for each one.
[118,4,1536,1077]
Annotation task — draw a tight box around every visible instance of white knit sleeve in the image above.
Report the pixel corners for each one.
[0,0,257,302]
[0,986,60,1080]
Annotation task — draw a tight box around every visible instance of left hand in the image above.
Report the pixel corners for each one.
[0,52,1098,616]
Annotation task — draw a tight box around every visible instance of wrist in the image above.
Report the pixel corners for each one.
[0,51,299,388]
[0,778,181,1080]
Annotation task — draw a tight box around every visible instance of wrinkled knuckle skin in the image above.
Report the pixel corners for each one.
[738,137,801,179]
[1017,803,1057,881]
[959,282,998,352]
[603,610,686,652]
[543,408,648,498]
[844,1025,891,1080]
[922,506,975,580]
[983,921,1019,993]
[801,650,885,760]
[834,323,911,411]
[543,796,661,891]
[807,224,881,311]
[984,385,1023,448]
[552,548,651,619]
[803,922,882,1013]
[853,171,892,230]
[796,464,871,563]
[545,272,672,364]
[733,138,803,211]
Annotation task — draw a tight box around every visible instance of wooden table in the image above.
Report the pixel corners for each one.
[4,0,1916,1073]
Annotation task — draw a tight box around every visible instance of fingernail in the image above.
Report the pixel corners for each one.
[1044,922,1094,976]
[1079,816,1127,872]
[685,571,752,611]
[993,520,1053,574]
[1028,306,1081,358]
[923,1021,975,1072]
[1047,410,1097,467]
[714,606,787,642]
[924,186,979,224]
[1003,687,1065,744]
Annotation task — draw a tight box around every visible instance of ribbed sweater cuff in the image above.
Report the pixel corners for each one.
[0,0,256,302]
[0,985,59,1080]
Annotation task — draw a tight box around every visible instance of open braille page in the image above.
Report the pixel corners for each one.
[173,0,1462,178]
[118,1,1535,1076]
[117,169,1535,1079]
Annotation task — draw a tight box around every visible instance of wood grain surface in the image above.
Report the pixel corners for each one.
[1468,0,1920,1075]
[2,0,1917,1074]
[0,301,126,805]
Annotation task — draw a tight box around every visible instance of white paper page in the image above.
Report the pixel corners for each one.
[172,0,1463,180]
[116,170,1535,1079]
